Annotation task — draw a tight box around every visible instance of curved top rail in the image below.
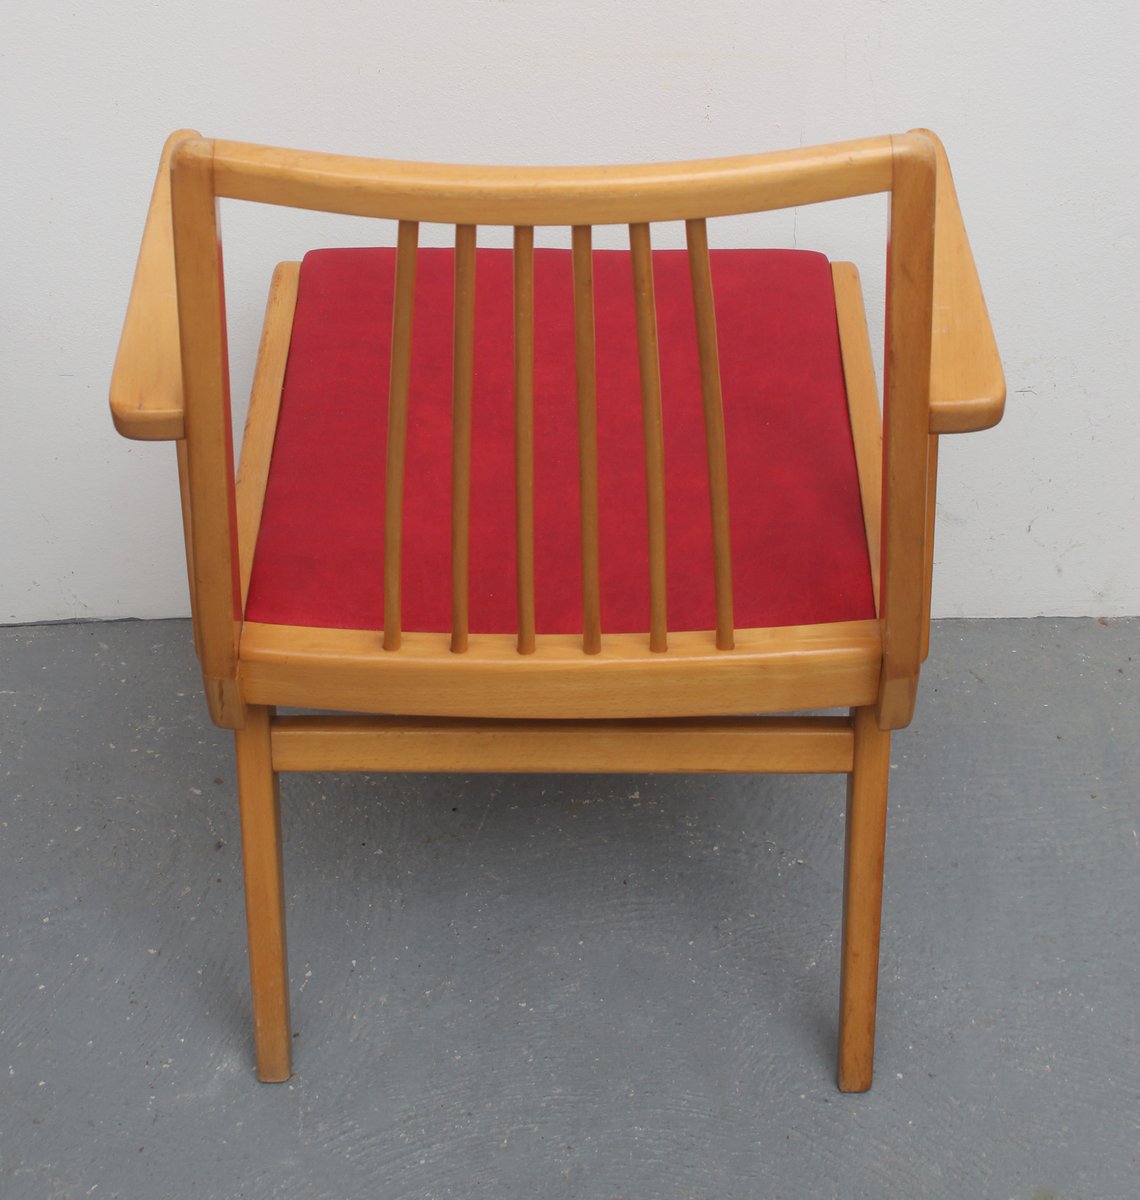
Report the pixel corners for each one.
[186,135,897,225]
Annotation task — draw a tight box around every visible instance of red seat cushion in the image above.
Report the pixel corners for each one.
[246,246,874,635]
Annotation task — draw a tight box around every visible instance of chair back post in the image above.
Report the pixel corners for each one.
[170,137,244,728]
[877,132,937,729]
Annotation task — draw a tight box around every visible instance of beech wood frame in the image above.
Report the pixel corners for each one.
[110,128,1003,1090]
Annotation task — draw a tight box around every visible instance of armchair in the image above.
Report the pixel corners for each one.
[110,127,1003,1089]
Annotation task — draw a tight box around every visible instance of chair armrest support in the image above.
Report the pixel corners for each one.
[109,129,200,440]
[914,129,1005,434]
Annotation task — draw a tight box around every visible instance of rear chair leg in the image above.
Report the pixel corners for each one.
[235,705,292,1081]
[838,705,891,1092]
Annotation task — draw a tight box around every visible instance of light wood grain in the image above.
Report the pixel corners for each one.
[271,714,855,774]
[685,218,735,650]
[169,137,243,728]
[383,220,419,652]
[235,262,300,607]
[838,705,891,1092]
[914,129,1005,434]
[572,225,602,654]
[176,439,202,659]
[514,225,536,654]
[630,223,669,652]
[450,225,477,654]
[877,134,937,730]
[921,435,939,662]
[832,262,883,615]
[210,136,895,226]
[239,619,882,719]
[111,129,199,441]
[235,705,291,1082]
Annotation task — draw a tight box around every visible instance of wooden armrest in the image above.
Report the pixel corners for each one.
[110,129,200,440]
[914,129,1005,434]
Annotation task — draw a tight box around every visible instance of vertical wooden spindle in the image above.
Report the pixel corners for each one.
[514,225,536,654]
[383,219,419,651]
[572,225,601,654]
[629,222,668,653]
[685,218,735,650]
[451,224,477,653]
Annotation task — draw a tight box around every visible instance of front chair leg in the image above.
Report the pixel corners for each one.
[235,704,292,1081]
[838,705,891,1092]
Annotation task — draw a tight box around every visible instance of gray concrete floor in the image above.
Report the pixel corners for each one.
[0,618,1135,1199]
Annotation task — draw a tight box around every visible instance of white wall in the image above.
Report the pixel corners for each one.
[2,0,1137,622]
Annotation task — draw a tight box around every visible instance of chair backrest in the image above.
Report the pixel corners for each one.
[167,134,936,723]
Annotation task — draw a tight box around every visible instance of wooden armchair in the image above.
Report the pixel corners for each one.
[110,128,1003,1090]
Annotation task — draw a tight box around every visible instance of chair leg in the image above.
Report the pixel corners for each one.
[235,704,292,1082]
[838,705,891,1092]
